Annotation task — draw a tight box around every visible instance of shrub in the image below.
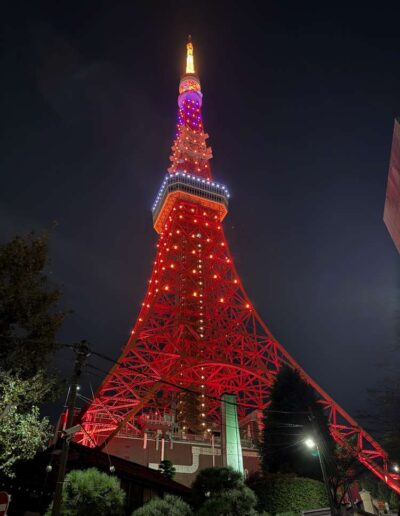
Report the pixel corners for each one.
[196,486,258,516]
[131,494,192,516]
[46,467,125,515]
[191,466,244,508]
[158,459,176,479]
[248,473,328,514]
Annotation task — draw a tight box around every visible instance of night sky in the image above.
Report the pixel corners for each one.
[1,1,400,431]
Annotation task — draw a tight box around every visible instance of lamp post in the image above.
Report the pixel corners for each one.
[304,437,336,515]
[51,341,90,516]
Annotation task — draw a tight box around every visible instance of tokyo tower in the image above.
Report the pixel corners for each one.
[77,37,400,493]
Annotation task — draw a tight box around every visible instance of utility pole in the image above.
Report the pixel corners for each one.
[309,409,336,516]
[316,440,336,515]
[51,341,90,516]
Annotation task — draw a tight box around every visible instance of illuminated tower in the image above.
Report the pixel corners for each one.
[77,38,400,493]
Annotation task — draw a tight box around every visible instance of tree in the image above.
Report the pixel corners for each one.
[196,486,258,516]
[0,370,52,476]
[46,468,126,516]
[327,442,365,509]
[191,466,244,508]
[261,366,333,480]
[0,233,66,378]
[191,467,260,515]
[260,367,378,510]
[247,472,328,514]
[0,233,68,474]
[132,494,192,516]
[159,459,176,479]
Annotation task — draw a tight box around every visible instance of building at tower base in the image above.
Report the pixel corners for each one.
[384,118,400,253]
[101,395,254,487]
[101,433,260,488]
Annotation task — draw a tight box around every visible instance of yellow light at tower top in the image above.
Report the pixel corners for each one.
[186,35,195,74]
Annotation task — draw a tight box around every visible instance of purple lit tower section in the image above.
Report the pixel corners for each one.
[384,118,400,253]
[168,37,212,180]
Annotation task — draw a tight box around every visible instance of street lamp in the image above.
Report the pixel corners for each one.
[304,436,335,515]
[304,437,316,449]
[393,464,399,473]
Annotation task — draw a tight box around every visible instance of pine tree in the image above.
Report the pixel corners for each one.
[158,459,176,479]
[46,468,126,515]
[261,366,333,480]
[132,495,192,516]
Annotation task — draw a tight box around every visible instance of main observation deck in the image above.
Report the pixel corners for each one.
[152,172,230,233]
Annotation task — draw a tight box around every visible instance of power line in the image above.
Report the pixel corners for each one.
[85,349,310,415]
[0,333,311,423]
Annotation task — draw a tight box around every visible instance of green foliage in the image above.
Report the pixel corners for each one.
[261,366,333,480]
[0,233,67,475]
[0,370,52,476]
[0,233,66,378]
[191,466,244,508]
[131,494,192,516]
[196,486,258,516]
[46,468,126,516]
[388,489,399,510]
[248,473,328,514]
[191,467,260,515]
[158,459,176,479]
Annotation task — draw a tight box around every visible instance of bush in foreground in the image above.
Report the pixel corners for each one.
[131,494,192,516]
[191,466,244,508]
[196,486,258,516]
[248,472,328,514]
[46,468,125,515]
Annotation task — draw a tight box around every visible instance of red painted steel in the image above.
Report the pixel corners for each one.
[76,41,400,494]
[384,118,400,253]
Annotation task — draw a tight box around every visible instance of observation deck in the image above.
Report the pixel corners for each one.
[152,172,230,234]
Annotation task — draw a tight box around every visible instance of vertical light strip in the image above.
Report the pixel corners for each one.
[221,393,244,474]
[186,37,195,74]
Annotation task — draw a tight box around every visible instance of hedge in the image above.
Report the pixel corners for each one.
[249,473,328,514]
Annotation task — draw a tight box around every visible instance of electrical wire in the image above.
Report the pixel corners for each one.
[86,350,310,415]
[0,333,314,415]
[0,333,315,438]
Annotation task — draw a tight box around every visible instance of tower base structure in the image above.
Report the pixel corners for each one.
[101,409,260,487]
[102,433,259,488]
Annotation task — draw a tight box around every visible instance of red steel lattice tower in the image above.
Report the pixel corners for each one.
[77,38,400,493]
